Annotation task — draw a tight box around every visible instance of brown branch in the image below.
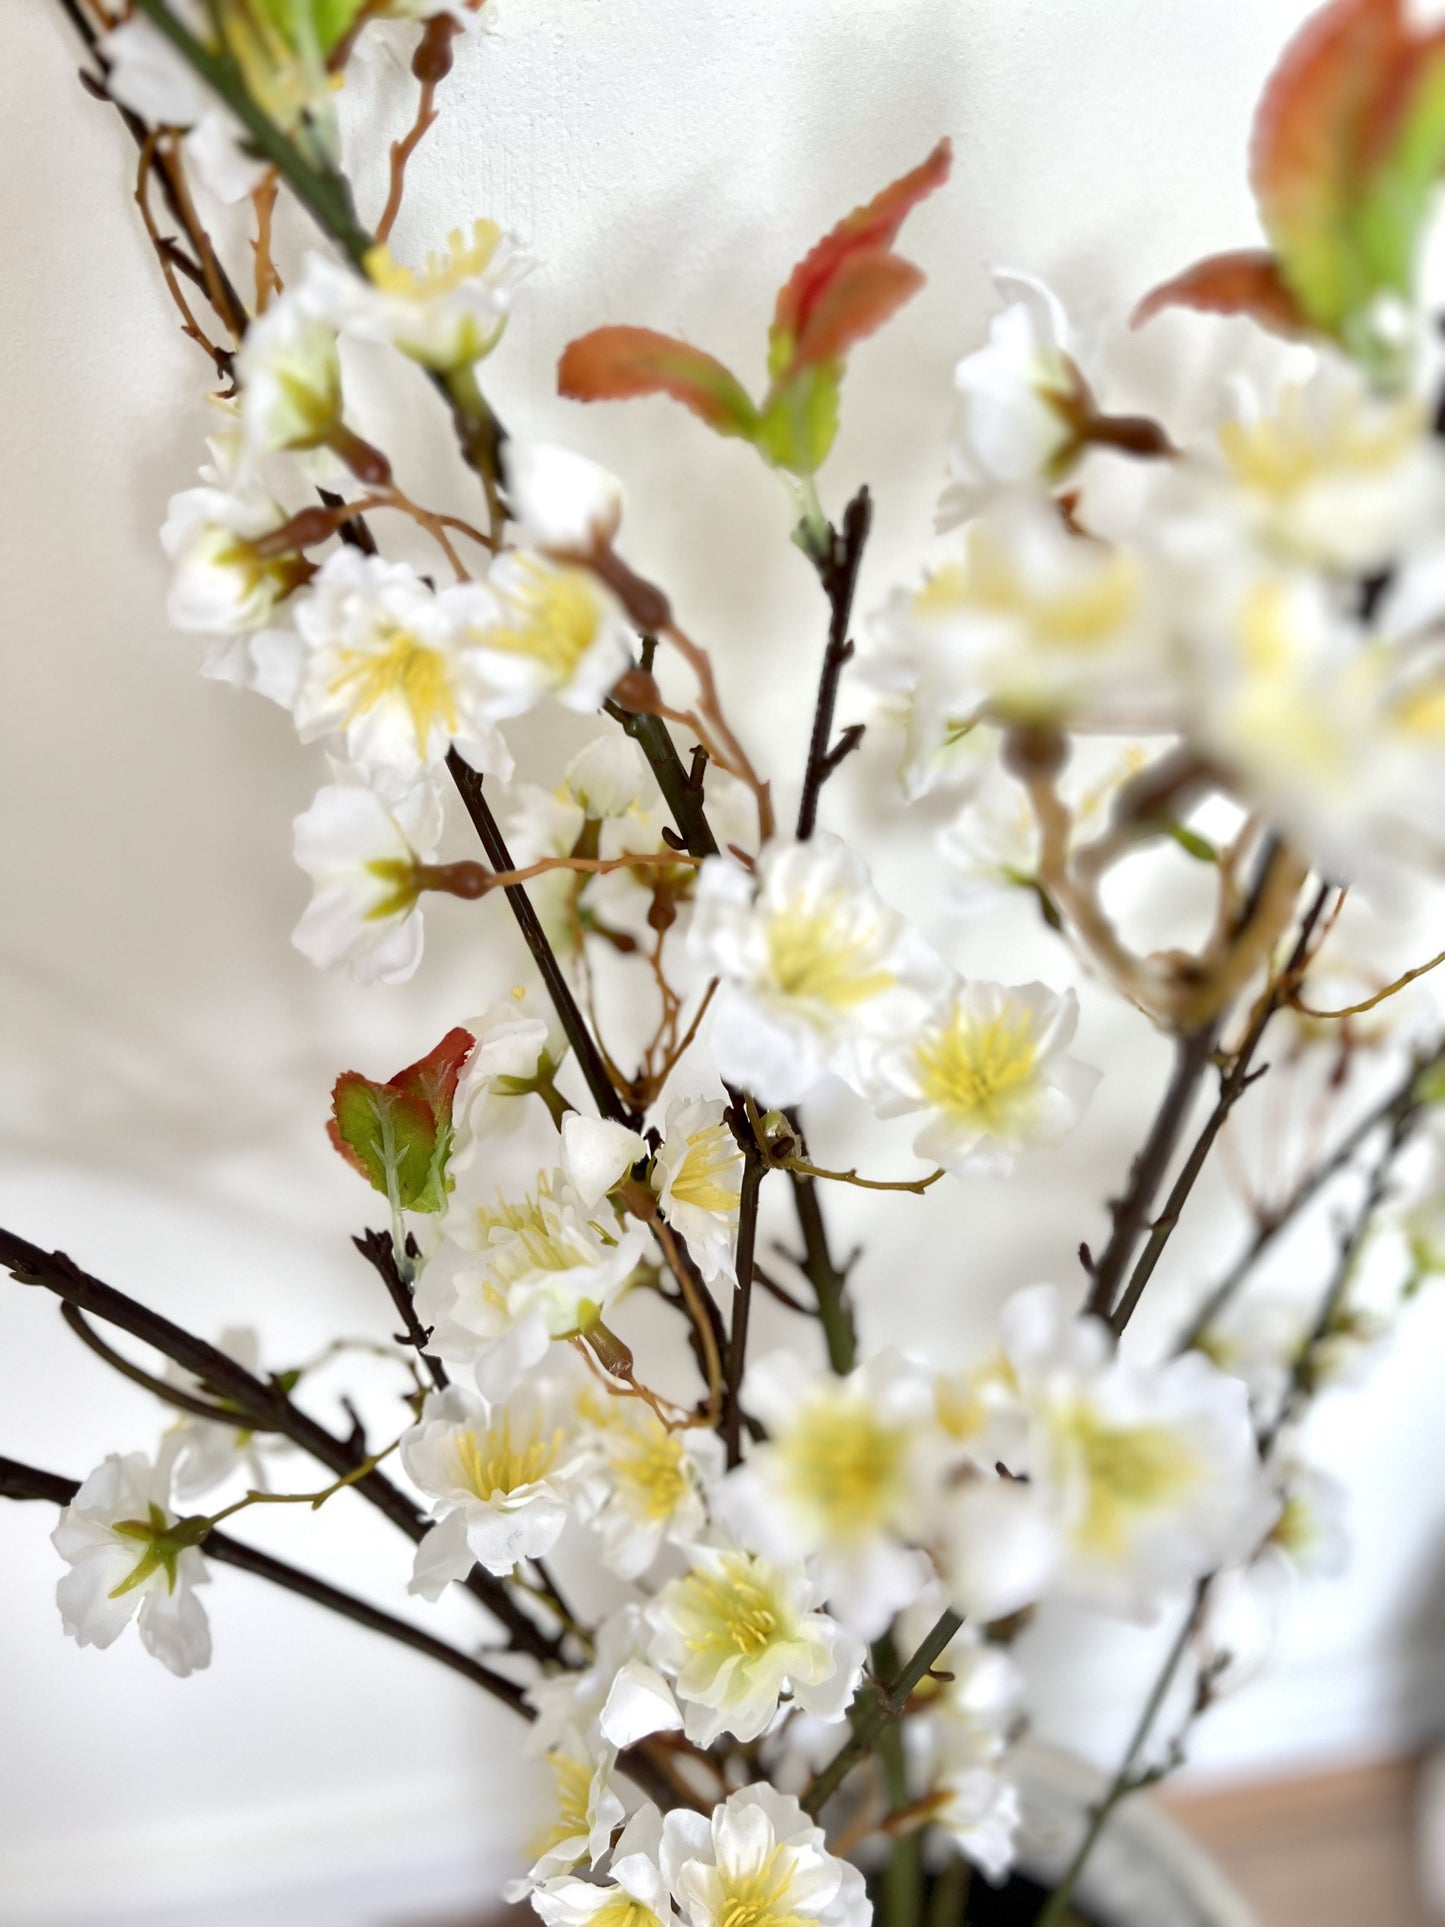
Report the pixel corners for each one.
[351,1228,448,1392]
[0,1227,557,1661]
[0,1454,533,1717]
[375,18,461,243]
[797,486,871,840]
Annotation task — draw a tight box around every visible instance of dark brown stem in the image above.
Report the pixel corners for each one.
[445,750,637,1129]
[797,488,872,841]
[352,1228,448,1392]
[59,1303,271,1427]
[0,1454,533,1715]
[0,1228,556,1661]
[722,1116,766,1469]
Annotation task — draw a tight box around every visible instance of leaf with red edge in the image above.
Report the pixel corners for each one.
[1131,249,1311,335]
[328,1026,475,1215]
[789,251,926,371]
[558,327,760,438]
[1246,0,1445,339]
[769,137,952,380]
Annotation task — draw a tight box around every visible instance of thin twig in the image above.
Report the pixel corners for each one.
[351,1228,448,1392]
[1176,1036,1445,1355]
[802,1608,964,1817]
[0,1453,535,1716]
[721,1120,766,1469]
[0,1229,557,1661]
[797,487,872,840]
[445,750,637,1129]
[1106,881,1334,1335]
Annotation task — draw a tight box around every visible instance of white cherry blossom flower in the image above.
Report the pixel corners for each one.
[302,222,529,374]
[999,1284,1275,1617]
[402,1378,596,1595]
[576,1387,724,1581]
[290,549,514,793]
[505,442,625,555]
[463,550,637,718]
[936,1473,1063,1626]
[938,271,1085,530]
[235,293,343,462]
[450,988,563,1152]
[527,1603,682,1755]
[417,1174,649,1399]
[291,778,443,985]
[52,1453,211,1677]
[534,1804,676,1927]
[930,1767,1020,1883]
[645,1548,865,1746]
[1208,357,1445,576]
[506,1731,627,1899]
[1263,1460,1350,1579]
[560,1114,648,1208]
[713,1350,939,1638]
[660,1786,869,1927]
[868,495,1165,740]
[688,834,950,1106]
[864,980,1099,1178]
[160,484,310,698]
[650,1097,744,1285]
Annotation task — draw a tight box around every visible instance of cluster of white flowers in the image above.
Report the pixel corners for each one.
[39,0,1445,1917]
[870,276,1445,896]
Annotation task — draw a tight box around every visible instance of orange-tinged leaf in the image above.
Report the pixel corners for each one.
[1131,249,1311,335]
[769,137,951,378]
[558,327,759,438]
[790,250,926,370]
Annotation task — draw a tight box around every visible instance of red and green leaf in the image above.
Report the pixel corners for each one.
[557,327,760,438]
[768,137,952,379]
[1131,248,1311,335]
[328,1026,474,1215]
[1139,0,1445,350]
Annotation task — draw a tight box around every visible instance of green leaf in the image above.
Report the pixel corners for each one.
[753,364,843,476]
[327,1026,475,1215]
[1165,822,1220,865]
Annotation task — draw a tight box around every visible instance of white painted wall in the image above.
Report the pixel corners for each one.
[5,1,1445,1919]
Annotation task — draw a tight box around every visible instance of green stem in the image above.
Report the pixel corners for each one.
[874,1632,923,1927]
[132,0,373,264]
[802,1608,962,1817]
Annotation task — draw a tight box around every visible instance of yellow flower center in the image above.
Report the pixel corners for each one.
[485,557,606,680]
[935,1352,1016,1442]
[716,1847,809,1927]
[454,1416,562,1498]
[530,1752,594,1863]
[913,1005,1041,1129]
[366,220,504,301]
[328,629,458,754]
[669,1123,743,1214]
[916,526,1140,654]
[679,1556,786,1659]
[593,1901,663,1927]
[1218,384,1423,501]
[1061,1406,1199,1558]
[612,1422,691,1521]
[767,905,895,1009]
[776,1397,907,1540]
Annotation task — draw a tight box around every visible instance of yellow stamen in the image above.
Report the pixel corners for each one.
[454,1415,562,1498]
[767,906,895,1008]
[913,1005,1040,1129]
[669,1123,743,1214]
[328,630,457,754]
